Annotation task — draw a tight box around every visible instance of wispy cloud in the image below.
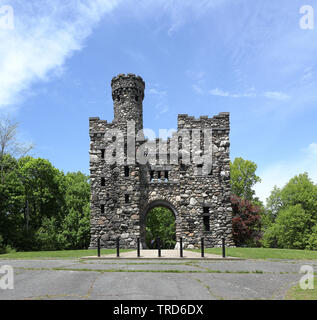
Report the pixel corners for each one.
[192,84,204,95]
[148,84,169,119]
[254,142,317,204]
[264,91,291,101]
[209,88,256,98]
[209,88,290,100]
[148,88,167,97]
[0,0,121,110]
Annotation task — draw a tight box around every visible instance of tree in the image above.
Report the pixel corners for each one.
[57,172,91,249]
[0,144,91,252]
[262,204,312,249]
[231,195,262,247]
[230,157,261,201]
[280,173,317,219]
[265,185,283,222]
[0,115,33,183]
[263,173,317,249]
[145,207,176,249]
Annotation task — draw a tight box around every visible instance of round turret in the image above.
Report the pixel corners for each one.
[111,74,145,130]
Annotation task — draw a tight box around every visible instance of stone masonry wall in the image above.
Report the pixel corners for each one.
[89,74,234,249]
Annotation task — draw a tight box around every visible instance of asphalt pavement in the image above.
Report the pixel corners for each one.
[0,257,316,300]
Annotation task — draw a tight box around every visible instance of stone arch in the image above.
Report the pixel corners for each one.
[140,199,178,249]
[143,199,178,218]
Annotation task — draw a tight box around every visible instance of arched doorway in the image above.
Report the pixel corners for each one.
[141,200,177,249]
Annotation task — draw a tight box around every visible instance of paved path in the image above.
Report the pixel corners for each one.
[84,249,236,259]
[0,258,316,300]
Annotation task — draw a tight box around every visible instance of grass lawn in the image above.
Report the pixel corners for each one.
[0,248,132,260]
[192,247,317,260]
[285,277,317,300]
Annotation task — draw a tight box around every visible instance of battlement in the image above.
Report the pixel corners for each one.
[111,73,145,101]
[177,112,230,130]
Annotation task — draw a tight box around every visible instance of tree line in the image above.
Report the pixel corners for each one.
[1,115,317,252]
[230,157,317,250]
[0,116,90,253]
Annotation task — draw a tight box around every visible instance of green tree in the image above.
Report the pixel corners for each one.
[266,186,283,220]
[280,173,317,219]
[145,207,176,249]
[230,157,261,201]
[262,204,312,249]
[263,173,317,249]
[58,172,91,249]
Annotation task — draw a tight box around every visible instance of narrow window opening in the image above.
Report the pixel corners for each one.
[203,216,210,232]
[101,177,105,186]
[125,194,130,203]
[124,142,127,157]
[101,149,105,159]
[164,171,169,181]
[101,204,105,214]
[203,207,210,214]
[157,171,161,181]
[124,166,130,177]
[150,170,154,181]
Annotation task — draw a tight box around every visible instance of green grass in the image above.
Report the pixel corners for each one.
[285,277,317,300]
[0,248,132,260]
[192,247,317,260]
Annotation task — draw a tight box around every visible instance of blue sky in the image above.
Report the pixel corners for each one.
[1,0,317,203]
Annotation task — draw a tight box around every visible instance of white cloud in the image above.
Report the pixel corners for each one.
[254,143,317,205]
[264,91,291,101]
[209,87,291,101]
[209,88,255,98]
[0,0,121,109]
[192,84,204,95]
[148,88,167,97]
[210,88,230,97]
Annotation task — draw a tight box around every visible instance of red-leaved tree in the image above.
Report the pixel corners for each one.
[231,195,262,247]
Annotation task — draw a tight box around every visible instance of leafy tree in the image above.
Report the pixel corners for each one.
[262,173,317,249]
[0,153,91,252]
[280,173,317,219]
[262,204,312,249]
[58,172,91,249]
[145,207,176,249]
[307,224,317,250]
[266,185,283,222]
[230,157,261,201]
[231,194,262,247]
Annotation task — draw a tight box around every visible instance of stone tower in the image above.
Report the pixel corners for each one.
[89,74,234,249]
[111,73,145,131]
